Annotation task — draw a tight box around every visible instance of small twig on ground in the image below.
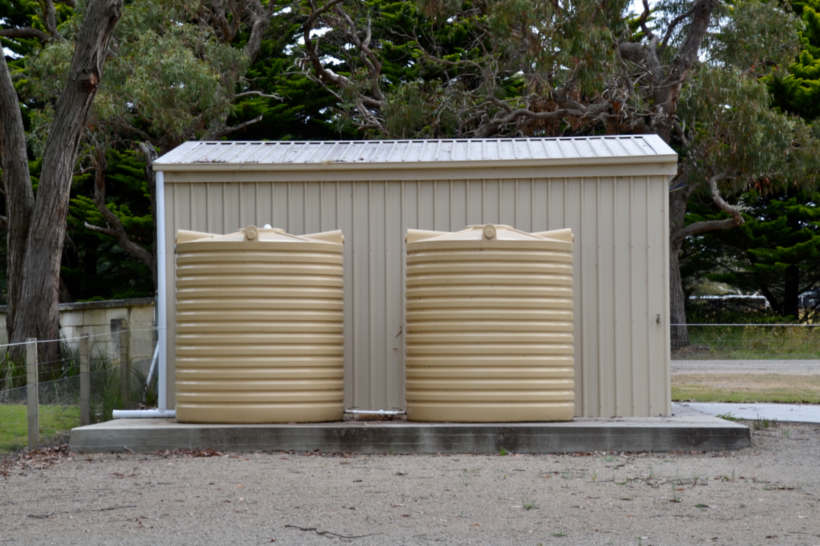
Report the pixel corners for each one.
[284,524,377,540]
[27,504,138,519]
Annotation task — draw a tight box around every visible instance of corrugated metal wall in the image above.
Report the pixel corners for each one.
[163,175,670,417]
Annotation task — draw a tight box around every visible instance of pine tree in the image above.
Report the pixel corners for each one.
[769,0,820,122]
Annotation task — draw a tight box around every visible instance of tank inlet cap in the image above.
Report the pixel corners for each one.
[243,225,258,241]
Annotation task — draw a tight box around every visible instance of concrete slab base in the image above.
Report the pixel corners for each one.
[70,413,749,454]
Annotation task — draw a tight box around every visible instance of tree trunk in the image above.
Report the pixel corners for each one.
[669,237,689,350]
[1,0,122,364]
[784,264,799,320]
[1,42,35,363]
[669,181,693,350]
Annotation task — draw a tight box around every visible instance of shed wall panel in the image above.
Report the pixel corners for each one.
[163,174,670,416]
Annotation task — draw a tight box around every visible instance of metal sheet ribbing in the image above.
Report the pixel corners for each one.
[405,226,574,422]
[174,228,344,423]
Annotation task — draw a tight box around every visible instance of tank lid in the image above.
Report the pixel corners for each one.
[406,225,572,244]
[176,227,343,245]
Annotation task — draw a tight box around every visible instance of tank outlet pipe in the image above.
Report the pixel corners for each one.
[344,409,406,416]
[112,409,176,419]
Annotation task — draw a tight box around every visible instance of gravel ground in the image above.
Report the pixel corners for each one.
[2,423,819,546]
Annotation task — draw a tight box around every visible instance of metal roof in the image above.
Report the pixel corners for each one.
[153,135,676,171]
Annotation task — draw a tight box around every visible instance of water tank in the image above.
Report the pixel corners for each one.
[174,226,344,423]
[405,225,574,422]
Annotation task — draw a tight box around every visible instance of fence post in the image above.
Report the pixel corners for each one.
[79,335,90,425]
[25,338,39,449]
[3,354,11,392]
[116,322,130,407]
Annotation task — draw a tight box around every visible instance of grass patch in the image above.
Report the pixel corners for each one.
[0,404,80,454]
[672,325,819,360]
[672,373,820,403]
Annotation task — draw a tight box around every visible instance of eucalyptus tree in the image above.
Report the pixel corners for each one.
[681,0,820,323]
[0,0,288,356]
[299,0,818,347]
[770,0,820,122]
[1,0,123,361]
[11,0,284,302]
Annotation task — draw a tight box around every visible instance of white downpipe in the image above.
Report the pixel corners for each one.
[145,343,159,387]
[112,409,176,419]
[156,170,168,412]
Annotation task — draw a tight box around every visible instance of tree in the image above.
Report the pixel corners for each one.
[769,0,820,122]
[13,0,284,302]
[76,0,296,289]
[0,0,123,361]
[64,147,155,300]
[683,187,820,322]
[298,0,816,347]
[681,0,820,323]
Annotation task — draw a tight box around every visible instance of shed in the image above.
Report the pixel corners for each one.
[153,136,677,418]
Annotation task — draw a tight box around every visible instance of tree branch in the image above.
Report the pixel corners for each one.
[87,144,155,272]
[677,172,745,239]
[661,6,697,48]
[637,0,655,41]
[302,0,354,90]
[235,90,283,100]
[83,221,117,237]
[333,6,384,102]
[206,0,241,43]
[654,0,717,125]
[678,217,739,239]
[477,94,614,137]
[0,28,53,41]
[206,114,263,139]
[42,0,58,38]
[243,0,276,63]
[301,0,386,132]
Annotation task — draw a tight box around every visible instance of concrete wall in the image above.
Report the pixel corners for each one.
[0,298,156,366]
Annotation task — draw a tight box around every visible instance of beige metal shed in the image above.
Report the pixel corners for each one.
[153,136,677,418]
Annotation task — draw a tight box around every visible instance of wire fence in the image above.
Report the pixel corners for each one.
[2,321,815,452]
[671,323,819,360]
[0,329,157,453]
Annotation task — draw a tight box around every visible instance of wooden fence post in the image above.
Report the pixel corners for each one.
[80,335,90,425]
[25,338,39,449]
[116,322,130,407]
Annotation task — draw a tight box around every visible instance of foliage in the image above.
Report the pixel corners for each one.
[3,1,325,303]
[297,0,639,138]
[0,404,80,453]
[93,0,246,149]
[64,149,154,300]
[676,66,814,196]
[679,0,820,324]
[671,381,820,403]
[683,187,820,321]
[228,8,352,140]
[769,0,820,121]
[0,351,26,392]
[673,324,820,359]
[0,338,156,447]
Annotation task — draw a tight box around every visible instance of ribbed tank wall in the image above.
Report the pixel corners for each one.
[405,226,574,422]
[175,228,344,423]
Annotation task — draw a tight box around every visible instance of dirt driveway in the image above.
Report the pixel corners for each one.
[2,423,819,546]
